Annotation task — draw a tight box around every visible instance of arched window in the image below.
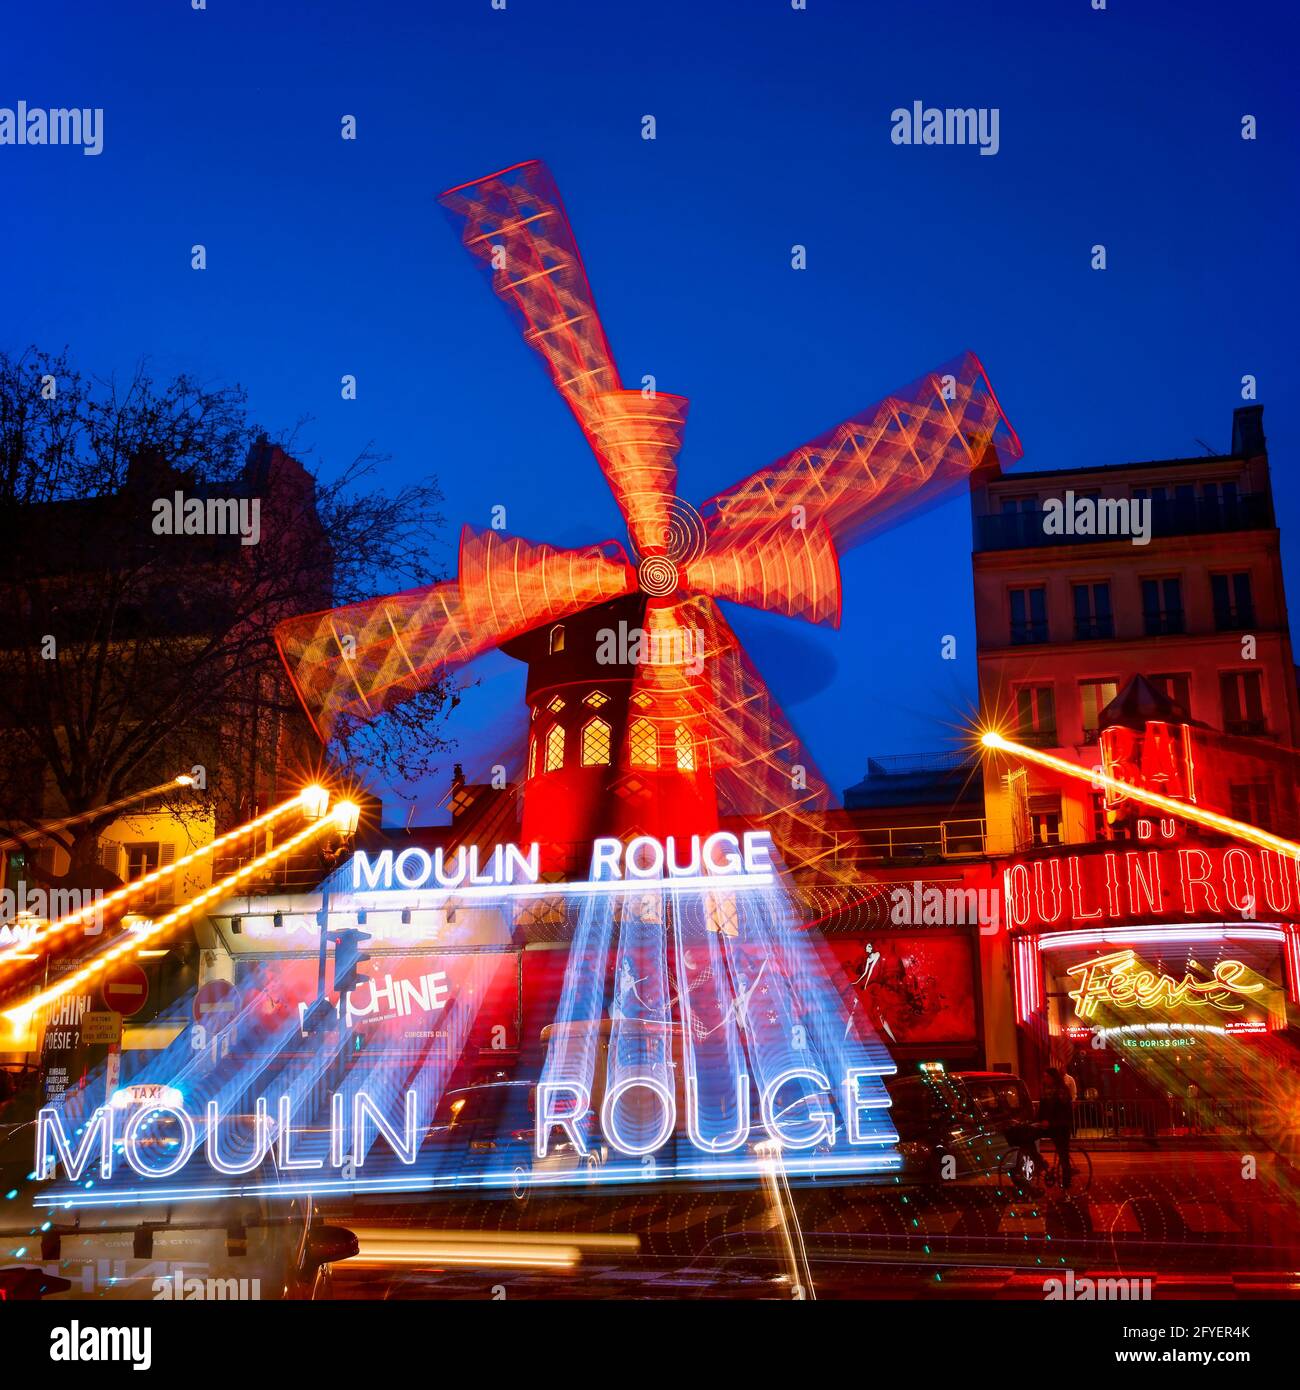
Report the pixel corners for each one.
[545,723,565,772]
[584,690,610,708]
[527,734,538,779]
[581,717,612,766]
[674,724,695,771]
[549,624,565,655]
[629,718,658,768]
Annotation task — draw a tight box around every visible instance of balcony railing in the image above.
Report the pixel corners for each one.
[811,818,988,870]
[1225,717,1269,737]
[975,492,1274,552]
[1010,621,1048,645]
[1073,617,1114,640]
[1214,604,1256,631]
[1143,609,1185,636]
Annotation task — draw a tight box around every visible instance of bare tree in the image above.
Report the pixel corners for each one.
[0,346,454,887]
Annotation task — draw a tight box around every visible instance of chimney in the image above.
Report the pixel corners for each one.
[1231,404,1265,458]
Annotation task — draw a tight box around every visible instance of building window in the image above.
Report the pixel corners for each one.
[1141,577,1184,636]
[581,717,612,766]
[549,624,565,655]
[546,695,566,713]
[125,842,161,878]
[527,735,538,779]
[1211,572,1254,631]
[1015,685,1056,745]
[1072,582,1114,640]
[1029,795,1062,846]
[1229,780,1274,829]
[631,690,652,709]
[1220,670,1266,737]
[544,723,565,772]
[1148,672,1191,719]
[1079,679,1119,742]
[629,718,659,768]
[1202,479,1239,512]
[674,725,695,771]
[1009,587,1048,645]
[584,690,610,708]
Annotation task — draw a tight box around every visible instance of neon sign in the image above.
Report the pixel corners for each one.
[1003,845,1300,933]
[1066,949,1264,1020]
[348,831,776,893]
[33,829,901,1209]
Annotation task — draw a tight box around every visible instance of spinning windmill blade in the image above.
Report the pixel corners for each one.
[275,530,634,740]
[698,351,1022,555]
[439,161,688,558]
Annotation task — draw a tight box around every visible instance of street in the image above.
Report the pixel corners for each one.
[321,1149,1300,1300]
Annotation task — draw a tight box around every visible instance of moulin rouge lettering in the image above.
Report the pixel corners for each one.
[1067,950,1264,1020]
[1004,845,1300,931]
[350,832,776,892]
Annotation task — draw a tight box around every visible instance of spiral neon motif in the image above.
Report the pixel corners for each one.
[637,555,680,595]
[658,498,708,565]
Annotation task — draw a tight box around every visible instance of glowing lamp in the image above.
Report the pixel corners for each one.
[300,785,330,820]
[174,774,195,786]
[333,801,361,838]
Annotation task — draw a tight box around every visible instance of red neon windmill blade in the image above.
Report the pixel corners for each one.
[274,530,634,740]
[697,351,1023,556]
[439,160,690,560]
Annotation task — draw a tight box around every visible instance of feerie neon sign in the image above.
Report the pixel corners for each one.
[1004,845,1300,933]
[1067,949,1264,1020]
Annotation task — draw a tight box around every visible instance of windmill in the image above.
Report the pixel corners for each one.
[275,159,1023,876]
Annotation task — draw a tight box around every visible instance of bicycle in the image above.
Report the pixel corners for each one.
[998,1127,1092,1195]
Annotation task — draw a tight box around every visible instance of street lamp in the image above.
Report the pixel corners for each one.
[332,801,361,838]
[300,784,330,821]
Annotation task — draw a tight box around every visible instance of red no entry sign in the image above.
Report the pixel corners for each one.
[100,961,149,1017]
[193,979,241,1030]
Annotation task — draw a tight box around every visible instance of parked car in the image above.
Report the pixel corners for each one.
[885,1069,1034,1182]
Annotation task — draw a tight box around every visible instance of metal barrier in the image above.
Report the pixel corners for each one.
[1072,1096,1275,1139]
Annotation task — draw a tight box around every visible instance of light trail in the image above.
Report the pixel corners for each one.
[4,813,339,1036]
[0,774,197,853]
[0,789,326,971]
[981,730,1300,861]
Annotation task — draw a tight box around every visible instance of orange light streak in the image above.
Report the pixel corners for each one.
[4,816,334,1035]
[0,775,197,853]
[982,730,1300,861]
[1,791,318,970]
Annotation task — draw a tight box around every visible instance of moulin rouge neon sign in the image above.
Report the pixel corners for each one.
[348,830,776,893]
[1004,844,1300,933]
[1067,950,1264,1020]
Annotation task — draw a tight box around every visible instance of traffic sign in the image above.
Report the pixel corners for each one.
[81,1010,123,1045]
[193,978,241,1030]
[100,961,149,1017]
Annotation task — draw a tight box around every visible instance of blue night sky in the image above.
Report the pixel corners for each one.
[4,0,1297,823]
